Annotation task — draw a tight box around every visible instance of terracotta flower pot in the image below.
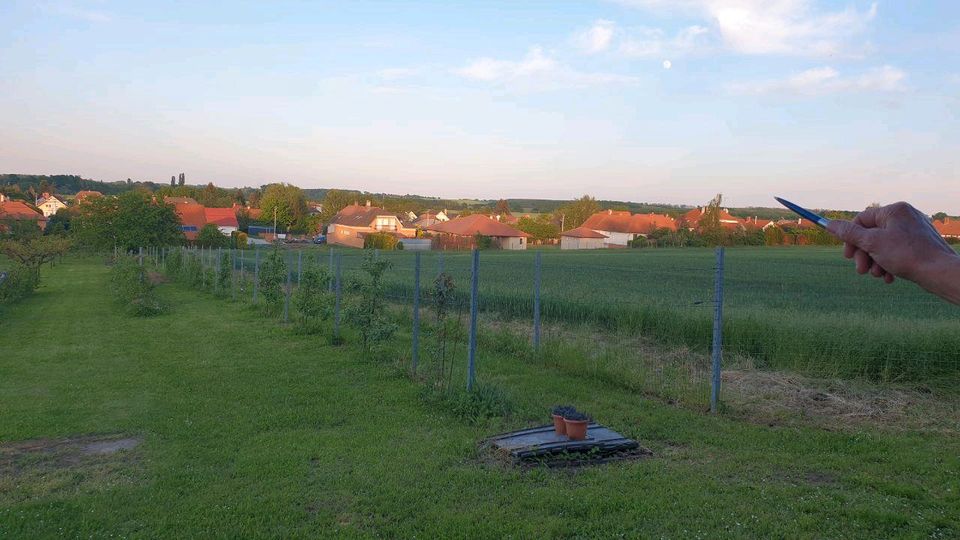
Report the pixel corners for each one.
[552,414,566,435]
[564,418,589,440]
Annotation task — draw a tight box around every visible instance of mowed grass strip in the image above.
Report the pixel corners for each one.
[0,258,957,537]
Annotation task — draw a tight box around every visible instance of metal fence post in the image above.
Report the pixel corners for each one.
[333,254,342,341]
[533,251,542,350]
[710,247,725,415]
[231,249,237,301]
[297,250,303,285]
[283,267,292,323]
[216,247,222,294]
[466,249,479,392]
[438,252,445,276]
[138,247,143,266]
[253,247,260,302]
[328,248,335,292]
[412,251,421,373]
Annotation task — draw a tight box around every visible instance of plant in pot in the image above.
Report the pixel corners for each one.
[551,405,576,435]
[563,411,590,441]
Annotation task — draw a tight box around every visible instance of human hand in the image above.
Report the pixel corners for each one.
[826,202,960,299]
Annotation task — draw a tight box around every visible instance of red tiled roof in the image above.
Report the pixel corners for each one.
[329,203,406,227]
[581,210,676,234]
[164,196,198,205]
[74,190,103,203]
[561,226,608,238]
[934,219,960,237]
[174,203,207,240]
[743,217,774,228]
[0,201,44,221]
[204,207,239,228]
[682,207,744,229]
[427,214,530,238]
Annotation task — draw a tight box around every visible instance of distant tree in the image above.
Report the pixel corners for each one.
[933,212,948,222]
[45,208,74,236]
[320,189,356,223]
[555,195,600,230]
[73,191,183,250]
[494,199,512,217]
[196,223,230,248]
[260,183,309,232]
[234,189,246,206]
[126,178,132,185]
[0,236,72,279]
[170,175,176,187]
[38,178,51,195]
[516,215,559,243]
[178,173,185,187]
[698,193,724,246]
[247,190,261,208]
[199,182,219,206]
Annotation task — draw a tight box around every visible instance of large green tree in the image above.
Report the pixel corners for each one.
[74,191,183,250]
[555,195,600,230]
[516,215,559,242]
[260,183,309,233]
[320,189,356,223]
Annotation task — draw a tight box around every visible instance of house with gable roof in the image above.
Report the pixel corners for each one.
[326,201,416,248]
[35,193,68,217]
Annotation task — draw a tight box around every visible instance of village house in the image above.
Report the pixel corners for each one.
[580,210,677,247]
[163,196,199,205]
[0,198,47,231]
[934,217,960,239]
[204,207,239,235]
[35,193,68,217]
[742,216,777,230]
[170,203,240,241]
[427,214,529,250]
[412,210,450,228]
[560,226,608,250]
[326,201,416,248]
[680,207,744,230]
[74,190,103,204]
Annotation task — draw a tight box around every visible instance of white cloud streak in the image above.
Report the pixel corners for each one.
[574,19,617,53]
[453,46,640,90]
[727,65,906,96]
[612,0,878,57]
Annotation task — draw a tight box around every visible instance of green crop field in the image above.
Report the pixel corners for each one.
[1,258,958,537]
[251,245,960,380]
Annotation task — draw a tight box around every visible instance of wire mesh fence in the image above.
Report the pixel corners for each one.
[148,244,960,414]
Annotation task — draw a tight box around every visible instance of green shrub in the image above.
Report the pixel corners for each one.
[363,232,399,250]
[165,248,183,275]
[110,256,165,316]
[294,263,332,333]
[257,248,287,314]
[419,383,514,424]
[215,252,232,296]
[0,264,39,305]
[344,254,397,352]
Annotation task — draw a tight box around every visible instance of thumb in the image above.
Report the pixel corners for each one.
[827,219,874,249]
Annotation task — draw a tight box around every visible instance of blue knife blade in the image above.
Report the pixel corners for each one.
[774,197,831,229]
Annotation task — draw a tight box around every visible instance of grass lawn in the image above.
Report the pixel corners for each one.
[0,257,957,537]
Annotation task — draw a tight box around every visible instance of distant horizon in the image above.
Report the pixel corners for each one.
[2,170,932,215]
[2,2,957,214]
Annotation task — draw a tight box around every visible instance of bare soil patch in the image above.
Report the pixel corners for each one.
[0,434,143,502]
[147,271,168,285]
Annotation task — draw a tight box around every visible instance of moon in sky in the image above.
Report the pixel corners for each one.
[662,60,672,70]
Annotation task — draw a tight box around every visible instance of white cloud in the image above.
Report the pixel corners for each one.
[619,25,710,57]
[453,46,640,90]
[574,19,617,53]
[612,0,878,57]
[376,68,420,81]
[42,2,112,23]
[727,65,906,96]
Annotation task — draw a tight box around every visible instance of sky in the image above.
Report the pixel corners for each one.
[1,1,959,212]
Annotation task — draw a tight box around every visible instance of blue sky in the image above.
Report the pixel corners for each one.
[1,1,958,211]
